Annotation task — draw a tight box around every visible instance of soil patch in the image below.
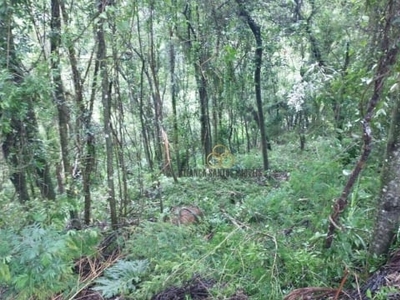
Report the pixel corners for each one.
[151,275,248,300]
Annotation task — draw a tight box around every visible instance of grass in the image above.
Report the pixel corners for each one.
[0,137,381,299]
[114,137,380,299]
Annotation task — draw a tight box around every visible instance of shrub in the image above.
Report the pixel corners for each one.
[0,225,100,299]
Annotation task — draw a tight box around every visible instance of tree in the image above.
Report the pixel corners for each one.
[325,0,400,249]
[236,0,269,170]
[369,0,400,255]
[50,0,83,224]
[57,1,96,225]
[370,91,400,256]
[182,2,213,164]
[0,1,55,202]
[97,1,117,228]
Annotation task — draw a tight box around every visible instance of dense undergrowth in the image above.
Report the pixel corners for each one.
[0,137,385,299]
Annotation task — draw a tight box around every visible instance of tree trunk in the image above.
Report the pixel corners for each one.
[325,0,400,248]
[0,5,29,202]
[294,0,325,67]
[1,2,55,202]
[134,8,154,171]
[148,2,164,168]
[81,43,99,224]
[97,2,118,229]
[109,20,129,216]
[194,58,212,163]
[370,94,400,256]
[52,0,84,223]
[183,3,212,164]
[50,0,70,189]
[236,0,269,170]
[170,29,181,176]
[2,125,30,202]
[138,60,154,170]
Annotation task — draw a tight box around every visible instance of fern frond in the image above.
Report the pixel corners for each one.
[93,259,149,297]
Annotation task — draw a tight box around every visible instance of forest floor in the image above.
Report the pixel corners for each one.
[2,139,398,299]
[72,139,400,299]
[70,168,398,300]
[72,174,278,300]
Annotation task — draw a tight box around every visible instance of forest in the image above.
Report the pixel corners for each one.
[1,0,400,299]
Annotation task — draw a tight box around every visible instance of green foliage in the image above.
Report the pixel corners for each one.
[234,149,263,169]
[0,0,396,298]
[289,138,344,201]
[241,186,293,224]
[124,221,273,299]
[0,225,100,300]
[0,134,387,299]
[369,286,400,300]
[93,259,149,297]
[100,136,382,299]
[123,222,208,297]
[0,195,77,230]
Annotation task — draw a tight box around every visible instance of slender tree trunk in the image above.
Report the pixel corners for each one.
[236,0,269,170]
[52,0,84,223]
[183,3,212,164]
[244,116,251,153]
[97,2,118,228]
[109,19,129,216]
[212,80,220,145]
[80,45,99,224]
[194,59,212,163]
[112,88,129,217]
[134,7,154,171]
[148,2,164,167]
[50,0,70,186]
[138,60,153,170]
[169,29,181,176]
[294,0,325,67]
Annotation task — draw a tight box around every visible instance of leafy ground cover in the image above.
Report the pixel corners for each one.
[0,138,391,299]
